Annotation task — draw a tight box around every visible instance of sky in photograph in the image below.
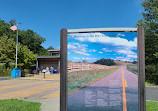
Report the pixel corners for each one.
[0,0,144,49]
[68,32,137,63]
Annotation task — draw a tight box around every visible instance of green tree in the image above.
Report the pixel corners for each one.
[0,35,37,69]
[0,19,46,55]
[137,0,158,84]
[47,46,54,50]
[0,35,15,68]
[94,58,116,66]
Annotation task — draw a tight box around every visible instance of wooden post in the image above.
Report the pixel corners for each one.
[138,26,146,111]
[60,28,67,111]
[72,62,74,72]
[88,64,89,70]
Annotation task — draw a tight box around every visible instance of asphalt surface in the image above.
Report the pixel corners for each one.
[0,77,60,111]
[68,66,138,111]
[146,86,158,101]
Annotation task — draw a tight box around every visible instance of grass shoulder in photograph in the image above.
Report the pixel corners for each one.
[68,67,119,95]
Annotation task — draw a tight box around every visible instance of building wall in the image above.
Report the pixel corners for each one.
[38,60,59,70]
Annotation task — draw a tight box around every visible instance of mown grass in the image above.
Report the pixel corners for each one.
[146,101,158,111]
[0,99,41,111]
[127,64,137,74]
[68,67,118,95]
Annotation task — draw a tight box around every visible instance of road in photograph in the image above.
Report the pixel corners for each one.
[68,65,138,111]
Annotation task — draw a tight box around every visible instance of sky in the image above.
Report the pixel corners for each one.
[0,0,144,49]
[68,32,137,62]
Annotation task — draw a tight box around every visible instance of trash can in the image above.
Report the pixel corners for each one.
[11,68,21,78]
[21,68,25,77]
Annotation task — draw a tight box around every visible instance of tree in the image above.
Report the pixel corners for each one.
[0,35,37,69]
[82,60,88,63]
[137,0,158,84]
[0,35,15,68]
[94,58,116,66]
[0,19,46,55]
[47,46,54,50]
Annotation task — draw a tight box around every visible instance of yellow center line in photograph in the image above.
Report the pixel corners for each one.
[125,80,128,88]
[122,68,127,111]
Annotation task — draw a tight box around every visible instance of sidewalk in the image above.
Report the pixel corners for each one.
[20,73,60,81]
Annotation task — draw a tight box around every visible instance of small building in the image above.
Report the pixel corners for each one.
[36,50,60,71]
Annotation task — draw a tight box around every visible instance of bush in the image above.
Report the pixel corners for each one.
[24,69,29,74]
[146,64,158,85]
[0,63,5,69]
[0,63,12,77]
[0,68,11,77]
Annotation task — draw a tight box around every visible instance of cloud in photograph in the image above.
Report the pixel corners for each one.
[116,48,137,60]
[81,57,97,63]
[73,57,80,60]
[81,57,97,60]
[117,33,125,37]
[102,48,112,52]
[99,51,103,54]
[89,49,97,52]
[68,42,90,56]
[75,33,137,48]
[116,57,133,62]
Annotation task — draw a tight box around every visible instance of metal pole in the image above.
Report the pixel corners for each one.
[15,23,18,68]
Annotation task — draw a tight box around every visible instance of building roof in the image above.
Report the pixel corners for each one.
[37,55,60,59]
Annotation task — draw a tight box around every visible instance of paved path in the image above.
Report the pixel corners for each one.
[0,74,60,111]
[68,65,138,111]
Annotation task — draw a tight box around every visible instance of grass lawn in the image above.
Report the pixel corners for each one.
[146,101,158,111]
[0,99,41,111]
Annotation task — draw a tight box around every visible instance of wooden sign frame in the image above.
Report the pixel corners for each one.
[60,27,145,111]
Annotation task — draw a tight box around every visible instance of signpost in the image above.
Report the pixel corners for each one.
[60,27,145,111]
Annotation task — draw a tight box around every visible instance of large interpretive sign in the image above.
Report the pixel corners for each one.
[60,27,145,111]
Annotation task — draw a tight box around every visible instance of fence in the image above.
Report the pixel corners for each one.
[68,62,116,72]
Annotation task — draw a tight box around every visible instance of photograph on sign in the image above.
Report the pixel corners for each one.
[67,31,138,111]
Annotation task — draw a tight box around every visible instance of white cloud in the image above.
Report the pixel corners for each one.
[68,42,90,56]
[99,51,103,54]
[102,48,112,52]
[127,54,137,58]
[117,49,135,55]
[73,57,80,60]
[76,33,137,48]
[116,57,132,62]
[116,48,137,60]
[81,58,97,60]
[89,49,97,52]
[117,33,125,37]
[81,57,97,63]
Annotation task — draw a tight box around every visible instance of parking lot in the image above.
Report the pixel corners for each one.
[0,74,60,111]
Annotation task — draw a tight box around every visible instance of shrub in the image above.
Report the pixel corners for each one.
[24,69,29,74]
